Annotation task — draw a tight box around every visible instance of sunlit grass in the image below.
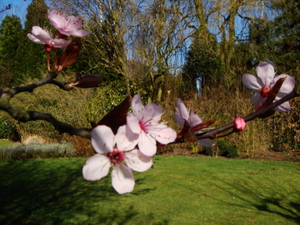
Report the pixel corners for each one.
[1,156,300,224]
[0,139,15,148]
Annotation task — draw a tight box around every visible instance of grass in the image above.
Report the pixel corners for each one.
[0,139,15,148]
[1,156,300,224]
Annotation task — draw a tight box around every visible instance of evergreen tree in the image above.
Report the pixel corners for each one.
[0,15,23,87]
[14,0,49,85]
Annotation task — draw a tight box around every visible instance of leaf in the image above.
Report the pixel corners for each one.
[72,75,102,88]
[179,120,198,143]
[59,38,81,69]
[96,96,131,134]
[257,77,286,111]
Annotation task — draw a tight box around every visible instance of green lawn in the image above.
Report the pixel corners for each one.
[1,156,300,224]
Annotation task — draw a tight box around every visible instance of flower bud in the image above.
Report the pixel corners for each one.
[234,117,246,131]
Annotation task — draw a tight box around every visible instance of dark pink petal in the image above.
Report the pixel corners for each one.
[242,74,262,91]
[256,62,275,86]
[234,117,246,131]
[131,94,145,121]
[112,164,135,194]
[91,125,114,154]
[125,150,153,172]
[82,154,111,181]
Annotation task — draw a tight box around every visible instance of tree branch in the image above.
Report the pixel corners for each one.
[173,89,299,143]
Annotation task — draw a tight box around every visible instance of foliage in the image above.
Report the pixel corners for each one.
[202,139,239,158]
[0,143,76,160]
[0,115,16,139]
[1,156,300,224]
[13,0,49,85]
[0,15,23,87]
[85,79,149,124]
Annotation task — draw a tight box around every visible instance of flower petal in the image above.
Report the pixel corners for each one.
[188,114,203,128]
[51,38,71,48]
[112,164,135,194]
[115,125,138,150]
[131,94,145,121]
[126,113,141,135]
[274,74,295,95]
[242,74,263,91]
[82,154,111,181]
[175,98,189,126]
[70,29,92,37]
[125,150,153,172]
[91,125,114,154]
[150,125,177,145]
[138,131,157,156]
[198,139,215,147]
[275,97,291,112]
[256,62,275,86]
[251,92,262,106]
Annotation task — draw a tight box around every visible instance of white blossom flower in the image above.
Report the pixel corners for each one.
[27,26,71,51]
[175,98,214,147]
[83,125,152,194]
[126,94,177,156]
[242,62,295,112]
[48,10,91,37]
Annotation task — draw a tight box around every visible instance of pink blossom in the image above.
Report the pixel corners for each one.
[175,98,214,147]
[27,26,71,51]
[83,125,152,194]
[242,62,295,112]
[234,117,246,131]
[48,10,91,37]
[126,94,177,156]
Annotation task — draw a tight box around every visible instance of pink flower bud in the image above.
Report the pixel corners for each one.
[234,117,246,131]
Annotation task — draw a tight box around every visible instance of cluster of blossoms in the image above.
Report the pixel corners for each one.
[27,10,91,52]
[83,94,177,194]
[26,9,296,195]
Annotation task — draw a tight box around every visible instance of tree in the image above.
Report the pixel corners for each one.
[14,0,49,85]
[0,15,23,87]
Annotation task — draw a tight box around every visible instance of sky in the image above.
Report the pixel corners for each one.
[0,0,32,25]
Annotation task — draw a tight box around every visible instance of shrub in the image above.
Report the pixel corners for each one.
[202,139,239,158]
[0,143,76,160]
[0,115,17,139]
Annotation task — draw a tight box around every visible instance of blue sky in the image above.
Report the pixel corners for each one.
[0,0,32,24]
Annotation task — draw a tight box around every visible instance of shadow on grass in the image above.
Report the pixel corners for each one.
[0,159,157,225]
[212,176,300,224]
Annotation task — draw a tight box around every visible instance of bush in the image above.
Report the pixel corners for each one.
[0,116,16,139]
[0,143,76,160]
[202,139,239,158]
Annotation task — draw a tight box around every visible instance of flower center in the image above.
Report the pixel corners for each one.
[139,119,152,133]
[107,149,124,164]
[260,85,271,98]
[44,43,53,52]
